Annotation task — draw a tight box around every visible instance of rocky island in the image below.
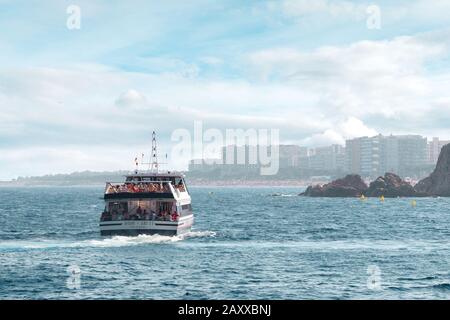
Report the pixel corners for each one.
[300,174,368,197]
[301,143,450,198]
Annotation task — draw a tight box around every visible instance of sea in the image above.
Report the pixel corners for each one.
[0,186,449,299]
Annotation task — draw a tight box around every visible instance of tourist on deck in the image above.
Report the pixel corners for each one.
[162,210,169,221]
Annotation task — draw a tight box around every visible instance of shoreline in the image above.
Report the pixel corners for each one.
[0,182,310,188]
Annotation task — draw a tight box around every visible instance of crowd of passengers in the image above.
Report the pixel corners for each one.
[100,206,179,222]
[106,182,185,194]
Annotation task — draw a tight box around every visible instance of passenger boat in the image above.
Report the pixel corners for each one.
[99,132,194,236]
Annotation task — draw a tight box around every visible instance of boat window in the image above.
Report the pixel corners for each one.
[181,204,192,211]
[174,179,186,192]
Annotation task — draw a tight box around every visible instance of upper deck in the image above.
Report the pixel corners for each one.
[104,172,189,200]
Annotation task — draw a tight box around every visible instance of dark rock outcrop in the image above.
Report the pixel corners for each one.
[301,145,450,198]
[300,174,368,197]
[415,143,450,196]
[365,172,425,198]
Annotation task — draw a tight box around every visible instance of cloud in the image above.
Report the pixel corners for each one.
[300,117,378,146]
[115,89,148,108]
[200,56,224,66]
[0,146,145,180]
[279,0,450,27]
[340,116,378,138]
[2,28,450,178]
[281,0,366,19]
[1,1,450,178]
[246,31,450,139]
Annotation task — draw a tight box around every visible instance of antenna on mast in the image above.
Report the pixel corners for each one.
[134,156,139,174]
[151,131,159,172]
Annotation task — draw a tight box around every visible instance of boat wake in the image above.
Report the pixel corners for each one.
[0,230,216,251]
[83,230,216,248]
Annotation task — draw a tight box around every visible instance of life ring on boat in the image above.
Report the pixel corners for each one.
[171,213,179,222]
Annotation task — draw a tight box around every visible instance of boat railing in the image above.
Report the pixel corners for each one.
[104,181,174,195]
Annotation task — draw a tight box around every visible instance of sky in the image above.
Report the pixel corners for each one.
[1,0,450,179]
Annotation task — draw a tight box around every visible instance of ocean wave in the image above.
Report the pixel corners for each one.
[270,193,296,197]
[388,282,450,292]
[397,276,437,281]
[431,283,450,290]
[178,239,450,251]
[0,230,216,250]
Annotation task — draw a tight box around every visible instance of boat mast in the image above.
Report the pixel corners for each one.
[150,131,159,173]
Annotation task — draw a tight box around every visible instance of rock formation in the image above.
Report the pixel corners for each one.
[301,144,450,197]
[300,174,368,197]
[301,173,426,198]
[415,143,450,196]
[365,172,426,198]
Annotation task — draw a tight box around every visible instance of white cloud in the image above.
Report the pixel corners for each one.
[340,116,377,138]
[200,56,224,66]
[247,31,450,139]
[282,0,366,19]
[300,116,377,146]
[115,89,148,108]
[0,146,144,180]
[1,28,450,178]
[280,0,450,26]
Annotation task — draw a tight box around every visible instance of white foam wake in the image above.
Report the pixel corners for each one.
[80,230,216,247]
[0,230,216,250]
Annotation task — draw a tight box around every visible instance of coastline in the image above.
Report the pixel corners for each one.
[0,180,311,188]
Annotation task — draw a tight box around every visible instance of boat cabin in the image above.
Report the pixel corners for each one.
[101,173,191,223]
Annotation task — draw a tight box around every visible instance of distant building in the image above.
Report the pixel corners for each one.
[428,137,450,164]
[346,134,428,178]
[346,135,384,178]
[385,135,428,177]
[309,145,346,172]
[188,159,222,172]
[188,134,434,180]
[221,144,307,169]
[279,145,308,169]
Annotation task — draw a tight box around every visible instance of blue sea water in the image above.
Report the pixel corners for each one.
[0,185,449,300]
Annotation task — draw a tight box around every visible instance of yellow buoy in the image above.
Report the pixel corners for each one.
[380,195,385,202]
[360,194,366,201]
[411,200,417,207]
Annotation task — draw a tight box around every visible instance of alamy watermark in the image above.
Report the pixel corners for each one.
[366,264,382,290]
[171,121,280,176]
[66,264,81,290]
[366,4,381,30]
[66,5,81,30]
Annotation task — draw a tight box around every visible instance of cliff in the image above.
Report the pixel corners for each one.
[415,143,450,196]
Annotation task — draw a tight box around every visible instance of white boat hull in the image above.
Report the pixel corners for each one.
[99,215,194,236]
